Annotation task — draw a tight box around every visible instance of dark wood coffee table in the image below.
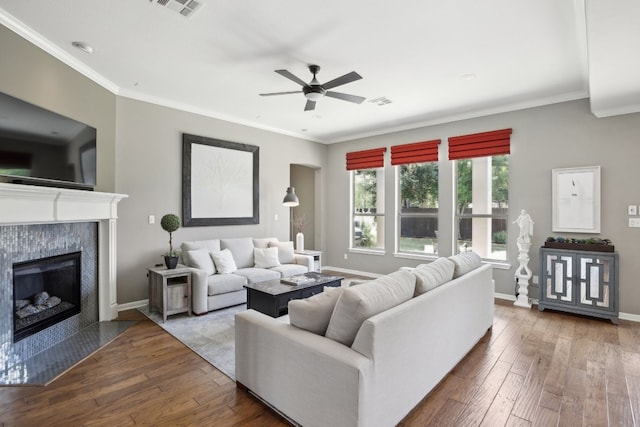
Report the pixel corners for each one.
[244,272,343,318]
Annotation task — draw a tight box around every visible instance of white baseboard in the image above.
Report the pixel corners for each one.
[119,269,640,323]
[118,299,148,312]
[494,292,516,302]
[620,312,640,323]
[322,266,382,279]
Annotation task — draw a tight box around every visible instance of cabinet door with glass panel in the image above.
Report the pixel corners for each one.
[539,248,618,323]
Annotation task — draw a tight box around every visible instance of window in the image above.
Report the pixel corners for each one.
[352,168,385,250]
[398,162,439,254]
[455,155,509,260]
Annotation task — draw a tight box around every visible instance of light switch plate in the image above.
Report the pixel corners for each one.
[629,205,638,215]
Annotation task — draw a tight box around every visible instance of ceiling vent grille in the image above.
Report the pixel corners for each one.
[369,97,392,106]
[152,0,202,18]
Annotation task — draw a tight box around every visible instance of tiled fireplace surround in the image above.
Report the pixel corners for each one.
[0,183,127,383]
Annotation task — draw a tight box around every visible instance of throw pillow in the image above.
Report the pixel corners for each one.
[288,286,345,335]
[449,251,482,278]
[186,248,216,275]
[269,241,296,264]
[210,248,238,274]
[412,257,455,295]
[325,269,416,347]
[253,247,281,268]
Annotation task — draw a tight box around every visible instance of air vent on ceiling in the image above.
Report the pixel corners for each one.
[152,0,202,18]
[369,97,392,106]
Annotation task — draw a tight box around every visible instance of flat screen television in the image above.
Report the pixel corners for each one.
[0,92,96,190]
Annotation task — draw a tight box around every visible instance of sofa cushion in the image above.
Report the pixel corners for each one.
[289,287,345,335]
[449,251,482,278]
[221,238,254,269]
[210,248,238,274]
[269,241,296,264]
[253,237,279,249]
[207,273,246,296]
[181,239,221,265]
[185,248,216,275]
[271,264,308,277]
[254,247,281,268]
[234,267,280,283]
[412,257,455,295]
[325,269,416,346]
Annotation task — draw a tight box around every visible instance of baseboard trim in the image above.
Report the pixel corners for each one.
[118,299,148,312]
[619,312,640,323]
[494,292,516,302]
[118,278,640,323]
[322,266,382,279]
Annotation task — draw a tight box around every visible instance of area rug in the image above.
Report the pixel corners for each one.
[138,304,246,380]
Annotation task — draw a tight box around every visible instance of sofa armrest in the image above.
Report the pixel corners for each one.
[235,310,371,427]
[186,267,209,314]
[294,253,313,270]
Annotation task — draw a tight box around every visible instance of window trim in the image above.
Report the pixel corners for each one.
[453,155,510,262]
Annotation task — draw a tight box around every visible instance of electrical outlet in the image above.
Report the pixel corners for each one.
[628,205,638,216]
[274,214,278,221]
[629,218,640,228]
[344,253,348,260]
[532,275,539,285]
[148,215,155,224]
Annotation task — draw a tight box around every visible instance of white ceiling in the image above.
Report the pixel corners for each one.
[0,0,638,144]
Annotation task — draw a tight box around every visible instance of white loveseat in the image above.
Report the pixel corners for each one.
[181,237,313,314]
[235,253,494,427]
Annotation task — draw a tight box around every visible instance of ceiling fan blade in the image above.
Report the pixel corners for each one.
[322,71,362,90]
[275,69,309,87]
[325,91,366,104]
[304,100,316,111]
[259,91,301,96]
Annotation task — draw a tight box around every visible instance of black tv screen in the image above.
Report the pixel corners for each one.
[0,92,96,190]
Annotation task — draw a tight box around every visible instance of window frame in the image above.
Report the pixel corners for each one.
[350,167,385,252]
[396,161,439,257]
[453,154,509,262]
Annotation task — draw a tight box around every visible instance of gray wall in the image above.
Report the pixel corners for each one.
[324,99,640,315]
[114,97,325,303]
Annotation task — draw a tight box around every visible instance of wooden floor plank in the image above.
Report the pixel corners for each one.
[1,300,640,427]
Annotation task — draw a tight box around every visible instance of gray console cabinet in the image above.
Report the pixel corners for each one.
[539,247,618,324]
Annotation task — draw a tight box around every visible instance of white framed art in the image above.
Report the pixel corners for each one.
[552,165,601,233]
[182,133,259,227]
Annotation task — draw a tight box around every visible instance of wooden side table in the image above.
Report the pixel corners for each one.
[148,266,192,322]
[295,250,322,272]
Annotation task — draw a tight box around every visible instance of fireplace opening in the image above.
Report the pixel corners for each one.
[13,251,82,342]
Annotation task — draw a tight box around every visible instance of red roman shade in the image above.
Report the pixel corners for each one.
[346,147,387,171]
[448,128,512,160]
[391,139,440,166]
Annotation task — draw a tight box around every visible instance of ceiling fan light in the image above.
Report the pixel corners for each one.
[305,92,323,101]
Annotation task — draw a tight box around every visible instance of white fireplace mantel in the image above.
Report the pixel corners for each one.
[0,182,128,321]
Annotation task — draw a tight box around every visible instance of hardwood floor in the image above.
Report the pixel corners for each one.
[2,300,640,426]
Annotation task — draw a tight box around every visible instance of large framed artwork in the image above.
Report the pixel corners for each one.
[182,133,259,226]
[552,165,600,233]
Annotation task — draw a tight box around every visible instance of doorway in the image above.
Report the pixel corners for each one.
[290,164,317,250]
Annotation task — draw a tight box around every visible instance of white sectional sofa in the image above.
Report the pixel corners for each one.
[235,253,494,427]
[181,237,313,314]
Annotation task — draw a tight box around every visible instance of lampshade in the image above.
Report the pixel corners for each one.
[282,187,299,207]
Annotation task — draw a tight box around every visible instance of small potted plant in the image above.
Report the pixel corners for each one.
[160,213,181,269]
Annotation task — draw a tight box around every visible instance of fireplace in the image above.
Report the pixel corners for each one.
[0,183,127,385]
[13,252,82,342]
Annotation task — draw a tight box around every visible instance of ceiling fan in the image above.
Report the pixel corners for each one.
[260,65,366,111]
